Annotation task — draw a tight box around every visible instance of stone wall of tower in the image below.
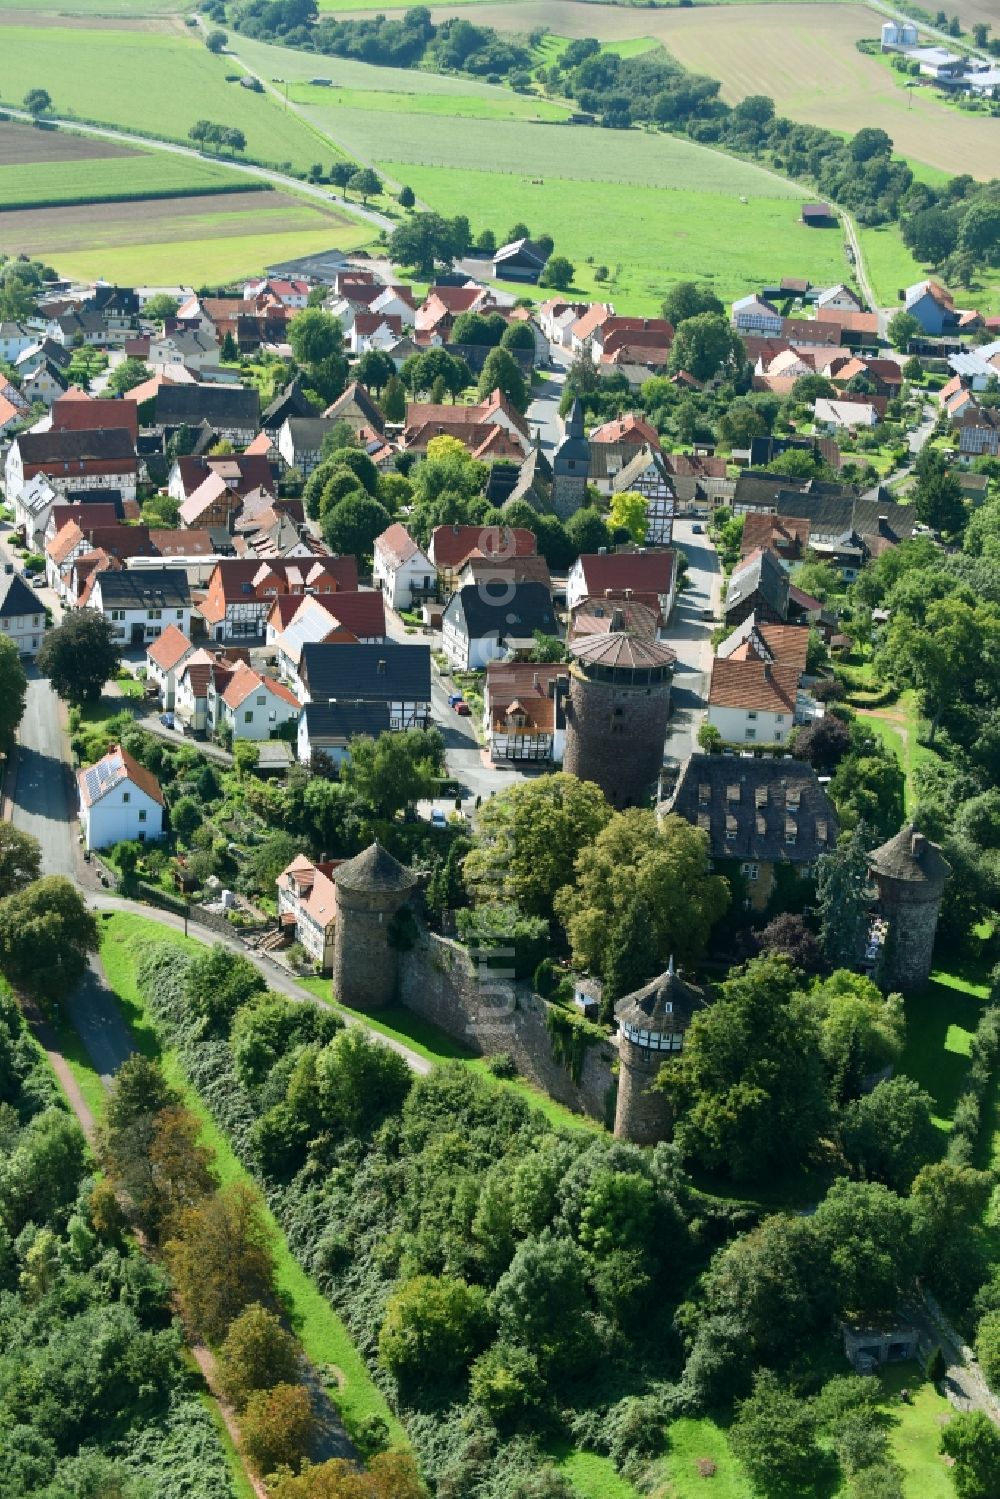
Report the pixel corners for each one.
[876,876,944,992]
[550,474,588,520]
[332,887,409,1010]
[563,669,671,808]
[614,1035,672,1144]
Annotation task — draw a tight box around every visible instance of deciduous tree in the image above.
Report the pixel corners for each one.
[38,609,120,706]
[242,1382,316,1477]
[463,773,612,916]
[378,1274,490,1385]
[217,1303,301,1411]
[554,810,729,976]
[0,824,40,898]
[0,876,99,1004]
[164,1182,275,1344]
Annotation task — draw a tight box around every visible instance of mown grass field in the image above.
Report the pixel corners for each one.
[380,160,852,307]
[0,150,246,208]
[0,24,329,171]
[96,912,406,1448]
[288,79,570,121]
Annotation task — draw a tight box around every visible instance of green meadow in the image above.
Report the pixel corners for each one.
[380,160,852,307]
[0,25,328,172]
[288,80,570,121]
[862,222,1000,313]
[0,151,244,208]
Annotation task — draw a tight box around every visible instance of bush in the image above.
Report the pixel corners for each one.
[455,903,548,979]
[378,1274,490,1387]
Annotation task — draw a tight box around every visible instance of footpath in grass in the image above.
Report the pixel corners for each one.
[96,912,406,1449]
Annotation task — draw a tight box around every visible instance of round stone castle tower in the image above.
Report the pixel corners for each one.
[332,841,417,1011]
[614,958,708,1145]
[563,617,676,809]
[868,823,950,992]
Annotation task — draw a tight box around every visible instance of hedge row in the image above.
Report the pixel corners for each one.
[947,1004,1000,1165]
[0,182,268,212]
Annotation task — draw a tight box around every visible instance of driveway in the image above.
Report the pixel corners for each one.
[663,517,722,768]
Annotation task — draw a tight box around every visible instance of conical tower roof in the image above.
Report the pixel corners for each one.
[868,824,950,887]
[333,840,417,894]
[615,958,707,1037]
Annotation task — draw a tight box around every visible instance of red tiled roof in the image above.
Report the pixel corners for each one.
[376,523,423,568]
[430,524,537,568]
[78,743,164,808]
[708,657,801,713]
[221,660,300,711]
[146,623,193,672]
[589,413,661,448]
[577,550,676,598]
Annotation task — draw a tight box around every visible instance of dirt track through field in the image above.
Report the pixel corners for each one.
[0,188,329,253]
[0,120,138,164]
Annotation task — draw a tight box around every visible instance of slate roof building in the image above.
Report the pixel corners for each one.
[667,752,838,910]
[0,571,46,655]
[724,547,790,627]
[441,579,557,670]
[154,384,260,442]
[492,237,550,284]
[551,397,590,517]
[298,641,431,730]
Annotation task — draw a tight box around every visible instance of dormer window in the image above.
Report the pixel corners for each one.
[698,783,710,805]
[787,787,801,810]
[726,784,740,803]
[725,815,738,840]
[755,786,768,808]
[785,819,797,845]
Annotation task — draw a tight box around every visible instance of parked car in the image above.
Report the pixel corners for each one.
[447,692,464,707]
[431,809,447,828]
[453,700,470,716]
[691,523,703,534]
[159,712,175,729]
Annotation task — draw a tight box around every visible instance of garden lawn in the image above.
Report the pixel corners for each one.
[379,162,852,310]
[296,977,606,1133]
[0,25,328,172]
[97,912,406,1449]
[896,964,990,1134]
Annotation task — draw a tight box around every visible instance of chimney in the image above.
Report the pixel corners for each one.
[624,588,633,600]
[604,587,613,598]
[598,546,607,556]
[878,514,891,537]
[610,606,625,632]
[911,831,927,858]
[377,658,386,674]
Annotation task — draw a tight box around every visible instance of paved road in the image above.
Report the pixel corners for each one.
[663,517,722,768]
[527,345,571,454]
[8,666,77,878]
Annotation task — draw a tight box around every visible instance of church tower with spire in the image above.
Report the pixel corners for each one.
[550,396,590,518]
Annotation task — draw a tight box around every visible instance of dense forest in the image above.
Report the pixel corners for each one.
[0,981,237,1499]
[122,927,1000,1497]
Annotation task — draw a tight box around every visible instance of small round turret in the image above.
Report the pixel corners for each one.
[332,841,416,1011]
[868,823,950,992]
[613,958,707,1144]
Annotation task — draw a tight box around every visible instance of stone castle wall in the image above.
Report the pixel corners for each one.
[400,929,617,1125]
[878,880,943,992]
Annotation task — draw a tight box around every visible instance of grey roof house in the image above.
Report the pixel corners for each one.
[442,580,557,670]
